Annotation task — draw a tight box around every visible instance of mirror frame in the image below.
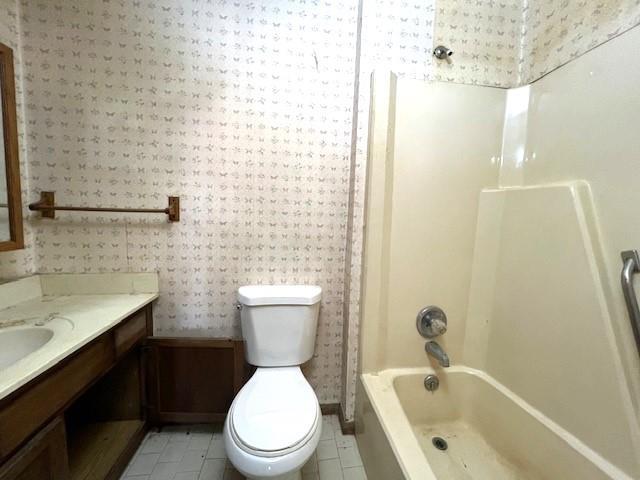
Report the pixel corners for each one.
[0,41,23,251]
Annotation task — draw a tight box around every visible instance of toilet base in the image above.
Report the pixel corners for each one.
[247,471,301,480]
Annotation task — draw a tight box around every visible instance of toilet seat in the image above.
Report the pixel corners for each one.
[229,367,320,458]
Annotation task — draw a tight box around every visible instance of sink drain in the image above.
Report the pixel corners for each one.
[432,436,448,451]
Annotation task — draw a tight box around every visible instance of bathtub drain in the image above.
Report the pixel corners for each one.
[432,437,448,451]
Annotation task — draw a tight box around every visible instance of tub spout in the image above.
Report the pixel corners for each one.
[425,341,450,367]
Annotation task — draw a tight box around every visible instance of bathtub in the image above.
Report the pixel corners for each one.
[356,366,631,480]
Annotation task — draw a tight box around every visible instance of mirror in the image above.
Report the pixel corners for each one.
[0,41,23,251]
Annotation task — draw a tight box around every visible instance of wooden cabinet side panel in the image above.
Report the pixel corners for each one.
[0,417,69,480]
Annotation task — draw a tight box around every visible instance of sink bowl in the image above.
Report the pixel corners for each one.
[0,328,54,370]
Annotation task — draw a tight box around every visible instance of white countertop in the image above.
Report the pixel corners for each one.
[0,274,159,400]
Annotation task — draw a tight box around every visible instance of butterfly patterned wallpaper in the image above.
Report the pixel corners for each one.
[520,0,640,83]
[1,0,639,419]
[2,0,360,405]
[433,0,523,86]
[0,0,36,278]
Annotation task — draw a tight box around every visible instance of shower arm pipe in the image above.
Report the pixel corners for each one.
[621,250,640,354]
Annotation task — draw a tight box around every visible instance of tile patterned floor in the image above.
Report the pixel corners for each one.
[120,415,367,480]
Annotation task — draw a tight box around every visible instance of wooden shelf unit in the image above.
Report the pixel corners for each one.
[68,420,144,480]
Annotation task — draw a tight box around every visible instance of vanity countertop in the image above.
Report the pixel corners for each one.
[0,273,159,400]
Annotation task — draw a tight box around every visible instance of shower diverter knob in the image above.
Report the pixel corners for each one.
[416,306,447,338]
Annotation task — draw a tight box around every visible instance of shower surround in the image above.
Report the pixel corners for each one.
[356,24,640,480]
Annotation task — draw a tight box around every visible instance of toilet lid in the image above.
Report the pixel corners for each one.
[231,367,318,453]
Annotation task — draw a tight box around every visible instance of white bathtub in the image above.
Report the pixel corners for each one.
[356,367,631,480]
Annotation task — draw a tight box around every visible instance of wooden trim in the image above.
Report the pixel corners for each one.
[0,41,23,251]
[338,404,355,435]
[106,421,147,480]
[147,337,236,348]
[320,403,340,416]
[114,310,147,358]
[140,305,153,419]
[144,306,153,336]
[319,403,355,435]
[233,341,245,394]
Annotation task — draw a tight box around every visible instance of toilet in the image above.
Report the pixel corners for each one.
[223,285,323,480]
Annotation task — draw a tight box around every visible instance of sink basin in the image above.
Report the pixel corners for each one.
[0,328,54,370]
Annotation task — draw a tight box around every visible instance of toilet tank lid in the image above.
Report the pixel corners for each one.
[238,285,322,306]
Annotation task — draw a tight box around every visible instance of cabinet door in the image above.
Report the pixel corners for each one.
[145,338,248,423]
[0,417,69,480]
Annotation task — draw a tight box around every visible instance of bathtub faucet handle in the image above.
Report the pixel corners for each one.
[416,306,448,338]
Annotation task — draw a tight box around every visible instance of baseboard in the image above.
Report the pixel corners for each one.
[338,404,355,435]
[320,403,354,435]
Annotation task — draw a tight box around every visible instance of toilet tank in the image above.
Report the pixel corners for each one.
[237,285,322,367]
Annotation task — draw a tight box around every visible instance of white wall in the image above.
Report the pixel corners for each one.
[359,73,506,373]
[502,25,640,414]
[460,26,640,477]
[464,184,640,477]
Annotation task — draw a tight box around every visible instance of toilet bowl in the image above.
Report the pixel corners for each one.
[224,367,321,479]
[223,285,323,480]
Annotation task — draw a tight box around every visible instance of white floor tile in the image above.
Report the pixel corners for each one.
[198,459,226,480]
[175,473,199,480]
[335,431,356,449]
[126,453,160,476]
[328,416,342,432]
[120,416,365,480]
[188,432,214,450]
[320,417,335,440]
[206,435,226,459]
[159,441,188,463]
[343,466,367,480]
[319,458,344,480]
[177,449,206,472]
[150,461,180,480]
[338,444,363,468]
[316,439,339,460]
[141,433,170,454]
[163,425,192,443]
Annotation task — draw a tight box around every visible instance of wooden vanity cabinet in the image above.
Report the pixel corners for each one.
[0,417,68,480]
[0,304,153,480]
